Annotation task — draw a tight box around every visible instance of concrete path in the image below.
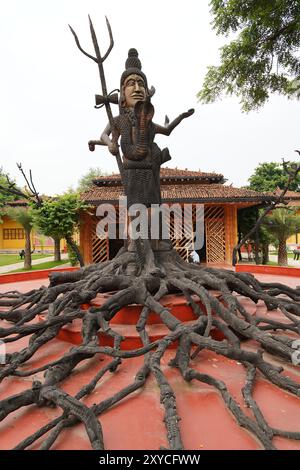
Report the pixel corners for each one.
[0,253,69,274]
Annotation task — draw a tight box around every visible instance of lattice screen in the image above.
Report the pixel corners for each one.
[205,206,225,263]
[91,214,109,263]
[166,205,195,261]
[90,204,226,264]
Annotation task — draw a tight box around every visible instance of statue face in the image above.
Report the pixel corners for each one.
[123,74,146,108]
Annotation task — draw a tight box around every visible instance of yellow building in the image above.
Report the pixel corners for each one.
[0,201,60,253]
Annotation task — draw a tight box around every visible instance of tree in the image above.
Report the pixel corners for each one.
[238,160,300,265]
[233,157,300,265]
[262,207,300,265]
[33,193,89,266]
[0,169,17,222]
[238,206,276,265]
[248,161,300,192]
[77,167,107,193]
[198,0,300,111]
[7,207,34,270]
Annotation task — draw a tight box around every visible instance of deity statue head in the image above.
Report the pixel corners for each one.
[120,48,150,110]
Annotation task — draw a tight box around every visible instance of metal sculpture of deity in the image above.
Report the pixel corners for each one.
[70,18,194,209]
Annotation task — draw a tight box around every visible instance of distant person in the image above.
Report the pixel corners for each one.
[189,250,200,263]
[293,249,300,261]
[19,249,25,260]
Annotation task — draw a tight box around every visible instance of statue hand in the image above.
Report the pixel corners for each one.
[88,141,95,152]
[182,108,195,119]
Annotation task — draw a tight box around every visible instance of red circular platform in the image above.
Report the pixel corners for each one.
[56,291,225,349]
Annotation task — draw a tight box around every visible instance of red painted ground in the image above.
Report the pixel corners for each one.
[1,271,300,450]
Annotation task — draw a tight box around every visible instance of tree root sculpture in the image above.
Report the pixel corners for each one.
[1,244,300,450]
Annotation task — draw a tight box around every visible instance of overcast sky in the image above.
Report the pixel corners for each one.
[0,0,299,195]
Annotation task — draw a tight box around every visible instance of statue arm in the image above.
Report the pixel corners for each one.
[99,121,120,156]
[87,121,119,153]
[155,108,194,136]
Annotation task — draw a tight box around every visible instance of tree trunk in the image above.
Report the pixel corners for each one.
[254,228,260,265]
[262,243,269,265]
[54,238,61,262]
[24,229,32,270]
[66,235,85,267]
[278,239,288,266]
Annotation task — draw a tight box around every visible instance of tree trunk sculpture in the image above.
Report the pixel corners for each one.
[0,18,300,451]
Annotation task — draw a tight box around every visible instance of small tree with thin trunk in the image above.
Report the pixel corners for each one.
[32,193,88,267]
[7,207,34,270]
[262,207,300,266]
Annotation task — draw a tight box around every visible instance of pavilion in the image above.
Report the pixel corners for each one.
[80,167,276,265]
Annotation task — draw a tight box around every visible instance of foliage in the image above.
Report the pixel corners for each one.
[247,161,300,192]
[238,206,258,240]
[33,193,88,240]
[0,169,17,222]
[238,206,276,264]
[199,0,300,111]
[77,167,107,193]
[262,207,300,265]
[262,207,300,241]
[7,207,34,233]
[7,207,35,270]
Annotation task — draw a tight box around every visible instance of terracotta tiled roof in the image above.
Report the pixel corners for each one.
[5,195,52,207]
[284,190,300,198]
[82,183,275,204]
[271,188,300,206]
[6,199,28,207]
[93,167,225,186]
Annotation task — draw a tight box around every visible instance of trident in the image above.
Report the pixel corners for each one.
[69,16,124,178]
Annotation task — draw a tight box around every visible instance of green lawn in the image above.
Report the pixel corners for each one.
[8,260,69,273]
[0,254,49,267]
[269,252,294,259]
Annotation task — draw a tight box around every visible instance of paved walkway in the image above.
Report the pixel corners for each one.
[0,253,69,274]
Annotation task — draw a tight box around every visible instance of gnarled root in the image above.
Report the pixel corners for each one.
[0,245,300,450]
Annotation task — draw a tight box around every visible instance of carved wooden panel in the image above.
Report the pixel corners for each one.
[91,214,109,263]
[205,206,225,263]
[167,205,194,262]
[86,203,227,265]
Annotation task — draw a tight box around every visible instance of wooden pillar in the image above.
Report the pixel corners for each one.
[225,205,238,265]
[80,210,93,265]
